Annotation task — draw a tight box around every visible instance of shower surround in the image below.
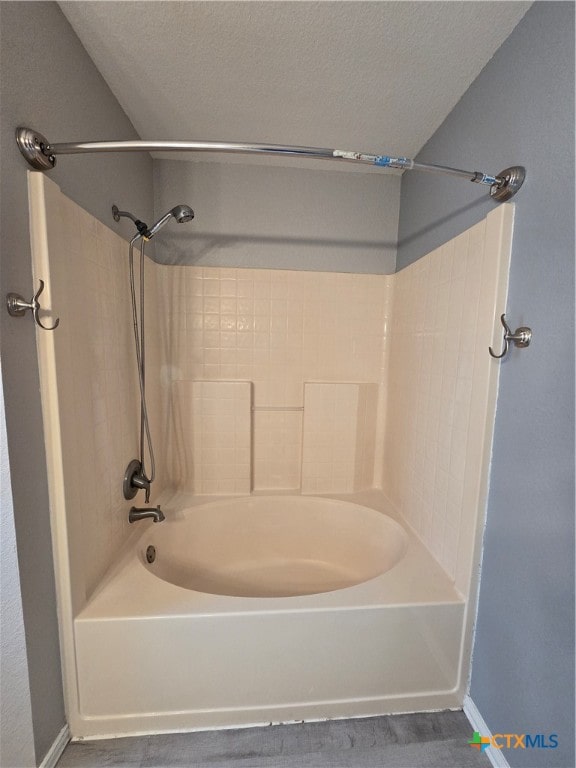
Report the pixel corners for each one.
[29,173,512,737]
[161,261,390,495]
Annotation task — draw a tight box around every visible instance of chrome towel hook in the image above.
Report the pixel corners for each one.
[489,314,531,359]
[6,279,60,331]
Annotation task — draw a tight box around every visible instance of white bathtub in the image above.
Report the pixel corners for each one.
[145,496,408,597]
[74,491,465,738]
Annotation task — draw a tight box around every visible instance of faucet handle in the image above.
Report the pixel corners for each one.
[123,459,151,501]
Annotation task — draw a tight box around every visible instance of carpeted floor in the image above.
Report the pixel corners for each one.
[56,710,492,767]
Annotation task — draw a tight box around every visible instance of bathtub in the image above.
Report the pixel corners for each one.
[145,495,408,597]
[74,491,465,738]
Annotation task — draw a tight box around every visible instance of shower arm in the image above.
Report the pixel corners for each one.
[16,127,525,202]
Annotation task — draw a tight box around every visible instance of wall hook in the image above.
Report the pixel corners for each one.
[489,314,531,359]
[6,279,60,331]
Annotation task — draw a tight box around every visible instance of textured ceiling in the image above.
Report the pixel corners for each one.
[59,1,530,171]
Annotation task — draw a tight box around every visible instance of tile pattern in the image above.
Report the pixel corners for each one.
[169,381,251,494]
[355,383,380,491]
[383,208,511,593]
[301,383,378,494]
[41,183,166,605]
[56,710,491,767]
[159,267,391,491]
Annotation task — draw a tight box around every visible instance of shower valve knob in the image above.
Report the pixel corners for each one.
[123,459,151,501]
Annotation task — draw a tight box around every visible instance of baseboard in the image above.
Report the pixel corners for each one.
[39,724,70,768]
[463,696,510,768]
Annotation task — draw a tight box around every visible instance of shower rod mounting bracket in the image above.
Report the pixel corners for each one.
[16,127,56,170]
[489,166,526,202]
[16,126,526,200]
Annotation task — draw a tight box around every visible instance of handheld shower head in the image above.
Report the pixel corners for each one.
[171,204,195,223]
[146,204,194,239]
[112,203,195,243]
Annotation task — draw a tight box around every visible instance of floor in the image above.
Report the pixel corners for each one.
[56,710,492,767]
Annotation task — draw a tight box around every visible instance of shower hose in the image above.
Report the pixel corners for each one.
[128,238,156,492]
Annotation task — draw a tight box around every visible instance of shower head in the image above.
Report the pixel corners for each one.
[145,204,194,239]
[171,204,195,223]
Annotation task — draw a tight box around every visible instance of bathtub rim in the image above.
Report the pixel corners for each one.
[76,489,464,622]
[140,493,410,598]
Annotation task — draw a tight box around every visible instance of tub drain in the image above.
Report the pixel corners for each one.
[146,545,156,564]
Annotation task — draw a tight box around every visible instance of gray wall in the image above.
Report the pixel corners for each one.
[397,4,574,767]
[0,363,36,768]
[153,160,399,273]
[0,2,154,763]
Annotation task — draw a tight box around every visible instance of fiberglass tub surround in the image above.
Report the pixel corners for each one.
[29,173,513,736]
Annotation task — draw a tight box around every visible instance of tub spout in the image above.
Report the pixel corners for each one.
[129,505,165,524]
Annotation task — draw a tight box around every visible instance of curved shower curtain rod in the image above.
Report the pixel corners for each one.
[16,126,525,202]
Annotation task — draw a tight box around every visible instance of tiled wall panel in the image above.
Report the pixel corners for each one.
[382,206,512,594]
[302,384,359,494]
[160,268,391,491]
[301,383,378,494]
[169,381,251,494]
[35,177,167,607]
[355,384,380,490]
